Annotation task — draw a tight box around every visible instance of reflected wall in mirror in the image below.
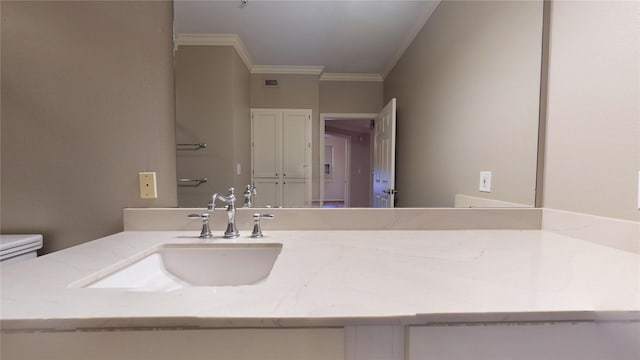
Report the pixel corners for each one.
[174,0,544,208]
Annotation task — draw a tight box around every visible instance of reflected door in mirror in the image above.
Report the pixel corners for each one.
[373,99,397,208]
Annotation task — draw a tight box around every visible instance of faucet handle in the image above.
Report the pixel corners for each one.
[250,213,275,238]
[188,213,208,219]
[187,213,212,238]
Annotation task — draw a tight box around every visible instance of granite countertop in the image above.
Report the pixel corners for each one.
[1,230,638,330]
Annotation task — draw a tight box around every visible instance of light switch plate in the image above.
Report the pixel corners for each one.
[139,172,157,199]
[479,171,492,192]
[637,171,640,209]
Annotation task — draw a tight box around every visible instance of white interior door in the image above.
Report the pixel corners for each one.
[372,98,397,208]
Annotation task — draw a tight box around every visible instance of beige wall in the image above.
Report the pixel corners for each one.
[176,46,234,207]
[0,1,176,253]
[232,50,252,194]
[319,81,383,114]
[384,0,543,208]
[543,1,640,221]
[175,46,251,207]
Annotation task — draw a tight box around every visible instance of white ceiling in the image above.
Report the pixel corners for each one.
[174,1,440,76]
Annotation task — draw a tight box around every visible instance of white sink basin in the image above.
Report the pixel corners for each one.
[78,243,282,292]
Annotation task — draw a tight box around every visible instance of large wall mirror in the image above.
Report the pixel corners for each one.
[174,0,544,209]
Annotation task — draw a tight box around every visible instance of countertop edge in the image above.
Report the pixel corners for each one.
[3,311,639,332]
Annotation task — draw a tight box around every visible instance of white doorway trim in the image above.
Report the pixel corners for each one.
[319,113,377,207]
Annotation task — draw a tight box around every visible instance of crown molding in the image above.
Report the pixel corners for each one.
[252,65,325,75]
[175,34,254,72]
[382,0,440,79]
[175,35,324,75]
[320,73,383,82]
[176,12,445,81]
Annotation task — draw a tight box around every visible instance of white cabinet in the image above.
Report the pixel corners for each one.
[253,178,307,208]
[252,109,311,208]
[407,322,640,360]
[282,179,308,208]
[253,178,280,208]
[1,328,344,360]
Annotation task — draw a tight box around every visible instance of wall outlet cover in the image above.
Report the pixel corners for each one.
[139,172,158,199]
[479,171,492,192]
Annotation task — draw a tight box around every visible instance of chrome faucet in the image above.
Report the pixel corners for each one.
[208,187,239,238]
[243,184,257,208]
[187,213,212,238]
[250,213,275,238]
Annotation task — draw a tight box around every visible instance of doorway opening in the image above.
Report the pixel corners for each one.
[318,113,377,208]
[323,133,350,208]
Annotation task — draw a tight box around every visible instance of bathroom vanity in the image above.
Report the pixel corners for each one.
[1,208,638,359]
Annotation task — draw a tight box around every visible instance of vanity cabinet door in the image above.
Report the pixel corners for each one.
[1,328,344,360]
[408,322,640,360]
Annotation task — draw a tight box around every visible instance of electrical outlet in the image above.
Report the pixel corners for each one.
[139,172,158,199]
[479,171,492,192]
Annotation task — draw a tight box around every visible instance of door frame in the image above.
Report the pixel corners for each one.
[319,113,377,207]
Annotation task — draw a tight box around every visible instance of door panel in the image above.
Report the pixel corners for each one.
[283,179,308,207]
[252,110,281,178]
[254,178,280,208]
[1,329,344,360]
[282,111,310,179]
[408,322,640,360]
[372,99,396,208]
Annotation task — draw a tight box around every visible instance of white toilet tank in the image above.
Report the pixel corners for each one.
[0,234,43,268]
